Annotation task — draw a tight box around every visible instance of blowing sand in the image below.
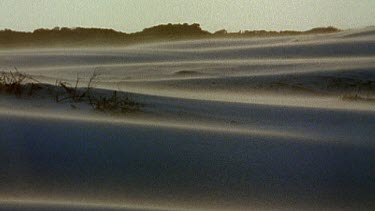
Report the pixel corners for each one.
[0,27,375,210]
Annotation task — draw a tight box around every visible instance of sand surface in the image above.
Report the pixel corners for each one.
[0,28,375,210]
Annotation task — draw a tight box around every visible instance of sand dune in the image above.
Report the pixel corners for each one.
[1,28,375,210]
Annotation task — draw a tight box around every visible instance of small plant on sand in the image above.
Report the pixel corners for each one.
[0,69,26,97]
[55,72,98,103]
[55,72,142,113]
[94,91,142,113]
[341,80,375,102]
[0,68,42,97]
[0,69,142,114]
[342,93,375,102]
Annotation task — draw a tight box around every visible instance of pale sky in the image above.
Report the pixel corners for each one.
[1,0,374,32]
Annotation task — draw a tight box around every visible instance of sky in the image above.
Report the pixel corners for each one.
[0,0,374,32]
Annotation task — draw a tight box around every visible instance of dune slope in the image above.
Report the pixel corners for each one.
[0,27,375,210]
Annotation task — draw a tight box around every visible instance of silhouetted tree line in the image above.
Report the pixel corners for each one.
[0,23,340,48]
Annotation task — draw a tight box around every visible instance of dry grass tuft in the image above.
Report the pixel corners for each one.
[1,69,142,113]
[0,68,44,97]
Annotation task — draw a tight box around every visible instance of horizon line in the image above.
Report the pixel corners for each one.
[0,22,350,34]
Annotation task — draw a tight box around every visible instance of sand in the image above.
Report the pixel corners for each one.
[0,27,375,210]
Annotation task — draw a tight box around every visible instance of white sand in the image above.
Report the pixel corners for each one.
[0,28,375,210]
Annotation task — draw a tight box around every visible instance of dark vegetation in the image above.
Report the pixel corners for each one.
[0,69,142,113]
[0,23,340,48]
[0,69,31,97]
[336,78,375,102]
